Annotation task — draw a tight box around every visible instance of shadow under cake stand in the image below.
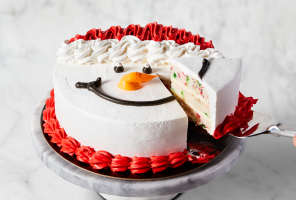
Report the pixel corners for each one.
[31,92,247,200]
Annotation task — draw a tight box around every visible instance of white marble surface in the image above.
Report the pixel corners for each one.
[1,0,296,199]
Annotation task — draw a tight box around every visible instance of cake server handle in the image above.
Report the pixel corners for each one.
[267,123,296,138]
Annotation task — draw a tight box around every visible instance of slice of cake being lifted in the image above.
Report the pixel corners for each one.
[168,57,242,136]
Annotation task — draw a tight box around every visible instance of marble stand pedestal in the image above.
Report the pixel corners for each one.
[31,92,247,200]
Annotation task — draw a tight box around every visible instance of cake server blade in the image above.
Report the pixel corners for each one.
[236,111,296,138]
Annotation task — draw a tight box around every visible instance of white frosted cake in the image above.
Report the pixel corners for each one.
[43,22,257,173]
[53,24,224,158]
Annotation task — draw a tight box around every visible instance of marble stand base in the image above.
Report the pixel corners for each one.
[31,91,247,199]
[99,193,178,200]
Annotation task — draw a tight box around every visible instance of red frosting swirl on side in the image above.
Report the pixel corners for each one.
[213,92,258,139]
[68,22,214,50]
[51,128,67,147]
[150,156,170,173]
[46,96,55,108]
[43,118,60,136]
[43,107,56,122]
[60,136,81,156]
[168,151,188,168]
[50,89,54,98]
[129,157,151,174]
[75,146,95,163]
[110,155,132,172]
[89,151,113,170]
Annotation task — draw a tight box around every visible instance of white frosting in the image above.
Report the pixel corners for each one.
[56,36,223,66]
[167,58,242,135]
[53,61,188,157]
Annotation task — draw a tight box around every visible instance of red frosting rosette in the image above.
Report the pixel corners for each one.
[60,137,81,156]
[51,128,67,147]
[43,107,56,122]
[75,146,95,163]
[168,151,188,168]
[89,151,113,170]
[150,156,170,173]
[43,118,60,137]
[50,89,54,97]
[46,96,55,108]
[129,157,151,174]
[110,155,132,172]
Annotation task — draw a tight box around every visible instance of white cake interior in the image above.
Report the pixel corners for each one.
[168,57,242,135]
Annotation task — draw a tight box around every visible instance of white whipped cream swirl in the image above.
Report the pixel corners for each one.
[56,36,223,66]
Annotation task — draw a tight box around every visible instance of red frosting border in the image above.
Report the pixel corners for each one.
[43,89,258,173]
[68,22,214,50]
[42,89,219,174]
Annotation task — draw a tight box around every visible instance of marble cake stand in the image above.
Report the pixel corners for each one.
[31,92,247,200]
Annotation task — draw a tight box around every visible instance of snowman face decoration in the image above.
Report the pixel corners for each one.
[75,63,175,106]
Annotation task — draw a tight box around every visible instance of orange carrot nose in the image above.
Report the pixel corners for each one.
[118,72,159,91]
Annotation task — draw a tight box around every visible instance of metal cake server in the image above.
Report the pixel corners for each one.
[235,111,296,138]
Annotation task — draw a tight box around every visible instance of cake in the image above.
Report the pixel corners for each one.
[43,22,258,174]
[168,57,242,136]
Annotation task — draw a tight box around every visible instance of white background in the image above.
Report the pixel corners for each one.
[1,0,296,199]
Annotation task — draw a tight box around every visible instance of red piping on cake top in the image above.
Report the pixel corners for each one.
[68,22,214,50]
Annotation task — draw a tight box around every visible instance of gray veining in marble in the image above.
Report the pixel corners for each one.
[31,91,246,197]
[1,0,296,199]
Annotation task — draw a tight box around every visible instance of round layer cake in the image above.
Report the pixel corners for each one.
[53,22,256,162]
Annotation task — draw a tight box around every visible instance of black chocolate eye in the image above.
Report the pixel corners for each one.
[142,63,152,74]
[114,62,124,73]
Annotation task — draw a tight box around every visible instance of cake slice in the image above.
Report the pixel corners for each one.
[168,57,242,135]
